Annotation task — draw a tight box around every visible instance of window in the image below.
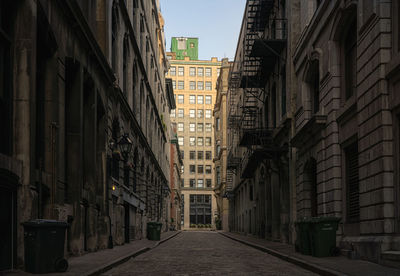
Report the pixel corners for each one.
[197,123,204,132]
[189,109,195,118]
[205,67,212,77]
[170,109,176,118]
[281,66,287,116]
[189,123,195,132]
[205,95,212,104]
[197,179,204,188]
[181,150,184,159]
[206,179,212,188]
[345,142,360,222]
[205,137,212,146]
[216,166,221,186]
[181,179,184,187]
[343,19,357,100]
[124,167,130,187]
[190,195,212,224]
[177,123,184,132]
[178,66,184,76]
[178,108,184,118]
[197,95,204,104]
[190,179,196,187]
[190,81,196,90]
[190,137,196,146]
[198,67,204,76]
[197,137,204,146]
[205,110,212,118]
[178,137,184,146]
[205,81,212,90]
[178,81,184,90]
[205,123,212,132]
[217,68,220,77]
[181,165,184,174]
[172,80,176,90]
[216,118,220,131]
[190,165,196,174]
[177,95,184,104]
[170,66,176,76]
[197,109,204,118]
[197,81,204,90]
[205,165,211,174]
[189,67,196,76]
[189,95,196,104]
[190,151,195,160]
[216,145,221,156]
[197,151,204,160]
[198,165,204,174]
[206,151,212,160]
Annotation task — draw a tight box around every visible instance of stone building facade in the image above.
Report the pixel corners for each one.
[228,0,400,265]
[291,0,400,263]
[167,38,221,229]
[214,58,231,231]
[170,124,183,231]
[0,0,173,271]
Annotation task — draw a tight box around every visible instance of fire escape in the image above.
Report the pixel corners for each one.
[226,70,241,199]
[237,0,288,179]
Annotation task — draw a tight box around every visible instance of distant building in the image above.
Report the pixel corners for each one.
[170,37,199,60]
[167,38,221,229]
[213,58,232,231]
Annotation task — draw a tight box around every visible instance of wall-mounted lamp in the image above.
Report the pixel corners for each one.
[109,133,133,162]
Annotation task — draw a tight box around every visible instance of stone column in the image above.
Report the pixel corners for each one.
[13,0,37,266]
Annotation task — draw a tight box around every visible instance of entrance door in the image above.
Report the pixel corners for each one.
[124,203,130,243]
[0,187,14,271]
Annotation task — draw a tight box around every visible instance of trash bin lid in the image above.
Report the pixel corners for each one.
[23,219,68,228]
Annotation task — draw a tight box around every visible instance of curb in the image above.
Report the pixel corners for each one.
[86,231,182,276]
[219,232,346,276]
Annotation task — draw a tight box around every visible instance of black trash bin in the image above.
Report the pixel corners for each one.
[23,219,68,273]
[147,222,162,241]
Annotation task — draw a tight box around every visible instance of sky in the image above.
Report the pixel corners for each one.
[159,0,247,61]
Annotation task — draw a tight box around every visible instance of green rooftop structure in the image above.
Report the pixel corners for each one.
[170,37,198,60]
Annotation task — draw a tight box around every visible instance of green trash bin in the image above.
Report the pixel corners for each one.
[295,218,312,255]
[309,217,340,257]
[23,219,69,273]
[147,222,162,241]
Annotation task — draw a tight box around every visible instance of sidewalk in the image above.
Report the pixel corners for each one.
[5,231,181,276]
[220,232,400,276]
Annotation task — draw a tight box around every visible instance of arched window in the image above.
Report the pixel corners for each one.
[111,1,119,71]
[306,60,320,114]
[343,19,357,100]
[132,61,137,111]
[123,34,129,96]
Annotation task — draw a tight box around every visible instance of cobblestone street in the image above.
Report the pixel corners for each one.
[102,232,317,276]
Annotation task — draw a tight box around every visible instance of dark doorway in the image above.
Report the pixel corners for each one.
[124,203,130,243]
[0,172,17,271]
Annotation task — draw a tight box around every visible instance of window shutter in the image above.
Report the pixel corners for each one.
[346,142,360,222]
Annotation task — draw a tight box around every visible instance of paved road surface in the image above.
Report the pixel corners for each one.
[102,231,317,276]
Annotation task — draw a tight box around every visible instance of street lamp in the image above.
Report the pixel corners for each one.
[118,133,133,161]
[109,133,133,161]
